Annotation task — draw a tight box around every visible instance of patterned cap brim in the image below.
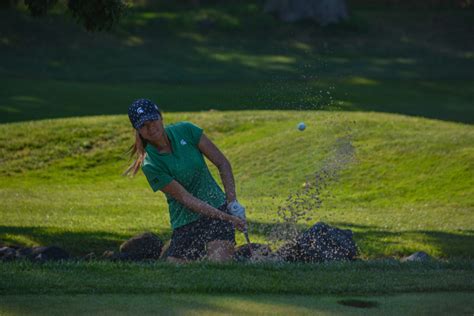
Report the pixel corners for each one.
[134,113,161,129]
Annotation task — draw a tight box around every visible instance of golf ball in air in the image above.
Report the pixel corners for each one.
[298,122,306,131]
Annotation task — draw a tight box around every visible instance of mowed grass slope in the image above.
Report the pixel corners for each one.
[1,111,473,259]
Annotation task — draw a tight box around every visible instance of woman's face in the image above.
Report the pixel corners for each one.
[138,119,164,141]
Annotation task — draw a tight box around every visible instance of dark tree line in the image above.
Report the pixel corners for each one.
[1,0,127,31]
[1,0,470,32]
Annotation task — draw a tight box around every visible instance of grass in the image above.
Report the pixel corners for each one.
[1,260,473,295]
[1,4,473,123]
[1,260,473,314]
[1,111,473,259]
[1,292,473,315]
[2,78,473,124]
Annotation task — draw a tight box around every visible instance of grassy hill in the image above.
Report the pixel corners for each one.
[1,111,473,258]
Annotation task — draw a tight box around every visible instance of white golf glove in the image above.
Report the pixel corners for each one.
[227,200,246,220]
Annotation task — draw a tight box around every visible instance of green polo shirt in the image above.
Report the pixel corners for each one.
[142,121,226,229]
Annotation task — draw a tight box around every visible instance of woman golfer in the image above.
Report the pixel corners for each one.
[125,99,246,263]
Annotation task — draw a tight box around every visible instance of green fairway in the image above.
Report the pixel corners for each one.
[1,292,473,315]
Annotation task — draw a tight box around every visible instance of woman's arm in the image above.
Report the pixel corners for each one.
[160,180,245,231]
[198,133,236,204]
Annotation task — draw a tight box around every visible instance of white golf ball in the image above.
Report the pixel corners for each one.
[297,122,306,131]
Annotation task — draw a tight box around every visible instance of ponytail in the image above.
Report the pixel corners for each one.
[123,130,148,177]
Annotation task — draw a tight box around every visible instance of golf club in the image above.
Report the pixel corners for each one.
[244,226,253,257]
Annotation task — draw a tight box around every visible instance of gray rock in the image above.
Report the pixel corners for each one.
[15,247,33,259]
[15,246,69,261]
[102,250,131,261]
[82,252,97,261]
[31,246,70,261]
[276,222,358,263]
[401,251,431,262]
[234,243,273,262]
[0,247,17,261]
[275,241,300,262]
[119,232,163,260]
[102,250,116,259]
[34,253,48,262]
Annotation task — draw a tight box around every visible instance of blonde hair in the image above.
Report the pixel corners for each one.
[123,130,148,177]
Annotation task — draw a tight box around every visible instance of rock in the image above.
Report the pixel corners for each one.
[82,252,97,261]
[14,246,69,261]
[0,246,13,254]
[34,253,49,262]
[0,247,17,261]
[102,250,131,261]
[234,243,273,262]
[31,246,70,261]
[15,247,33,260]
[276,222,358,263]
[275,241,300,262]
[119,232,163,260]
[102,250,118,260]
[298,222,357,262]
[265,252,285,263]
[401,251,431,262]
[102,250,116,259]
[102,250,113,256]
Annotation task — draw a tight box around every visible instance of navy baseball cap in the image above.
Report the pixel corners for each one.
[128,99,162,130]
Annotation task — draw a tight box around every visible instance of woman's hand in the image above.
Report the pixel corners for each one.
[230,216,247,232]
[227,200,246,220]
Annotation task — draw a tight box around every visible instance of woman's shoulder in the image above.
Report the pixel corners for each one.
[167,121,195,130]
[142,152,169,174]
[142,148,155,167]
[167,121,203,146]
[167,121,201,136]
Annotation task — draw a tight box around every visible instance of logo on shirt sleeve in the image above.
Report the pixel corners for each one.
[180,139,187,146]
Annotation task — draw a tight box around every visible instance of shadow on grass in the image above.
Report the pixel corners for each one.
[0,225,172,257]
[2,221,473,259]
[332,222,474,259]
[3,77,473,124]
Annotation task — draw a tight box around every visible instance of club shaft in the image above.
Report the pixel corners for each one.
[244,229,253,256]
